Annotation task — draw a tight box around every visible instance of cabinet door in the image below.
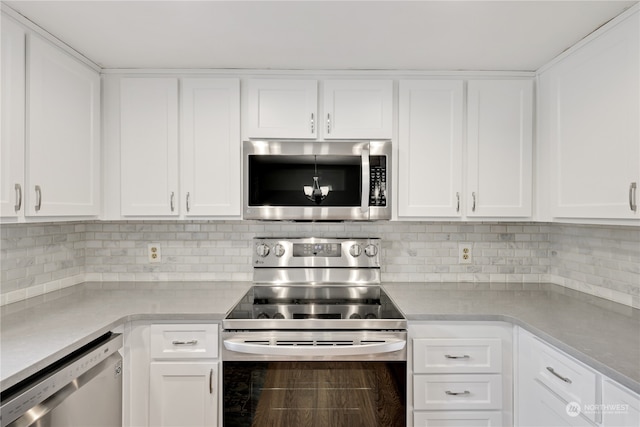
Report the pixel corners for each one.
[545,11,639,219]
[27,35,100,217]
[467,80,533,217]
[323,80,393,139]
[246,79,317,138]
[0,15,25,219]
[398,80,464,217]
[150,362,218,427]
[181,78,240,217]
[120,78,179,216]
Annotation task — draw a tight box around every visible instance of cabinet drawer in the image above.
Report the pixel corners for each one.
[526,381,596,427]
[150,324,218,359]
[602,379,640,426]
[413,338,502,374]
[414,411,502,426]
[531,337,597,422]
[413,374,502,410]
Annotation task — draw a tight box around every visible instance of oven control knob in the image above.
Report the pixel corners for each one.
[273,313,285,319]
[349,244,362,257]
[365,313,378,319]
[349,313,362,319]
[257,312,270,319]
[256,243,270,258]
[364,244,378,257]
[273,243,286,257]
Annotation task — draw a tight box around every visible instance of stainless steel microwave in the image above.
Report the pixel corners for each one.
[243,140,391,221]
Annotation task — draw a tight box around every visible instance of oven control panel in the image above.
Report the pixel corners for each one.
[253,238,380,268]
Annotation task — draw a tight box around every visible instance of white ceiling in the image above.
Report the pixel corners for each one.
[4,0,638,71]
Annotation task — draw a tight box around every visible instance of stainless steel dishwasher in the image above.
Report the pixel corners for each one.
[0,332,123,427]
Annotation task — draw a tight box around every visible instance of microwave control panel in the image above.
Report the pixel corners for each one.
[369,156,387,206]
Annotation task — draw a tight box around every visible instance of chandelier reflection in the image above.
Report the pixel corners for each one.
[303,156,330,204]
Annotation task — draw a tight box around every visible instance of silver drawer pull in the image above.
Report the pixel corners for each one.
[445,354,470,359]
[630,182,637,212]
[546,366,572,384]
[172,340,198,346]
[445,390,470,396]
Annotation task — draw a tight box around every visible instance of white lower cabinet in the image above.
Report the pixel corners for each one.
[125,322,220,427]
[149,362,218,427]
[408,322,513,427]
[517,327,640,427]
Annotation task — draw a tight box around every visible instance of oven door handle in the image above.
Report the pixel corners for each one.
[223,338,405,356]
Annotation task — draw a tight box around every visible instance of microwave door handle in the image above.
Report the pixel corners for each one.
[361,148,370,214]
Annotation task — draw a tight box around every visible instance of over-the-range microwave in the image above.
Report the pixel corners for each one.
[243,140,391,221]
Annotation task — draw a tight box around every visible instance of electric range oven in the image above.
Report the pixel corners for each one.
[222,238,406,427]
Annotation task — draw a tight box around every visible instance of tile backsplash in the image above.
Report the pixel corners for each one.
[1,221,638,308]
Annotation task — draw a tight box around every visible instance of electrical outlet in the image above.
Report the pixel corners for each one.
[148,243,161,263]
[458,243,472,264]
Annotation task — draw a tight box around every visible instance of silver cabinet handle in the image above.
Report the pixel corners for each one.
[310,113,315,134]
[445,390,470,396]
[172,340,198,346]
[472,192,477,212]
[546,366,572,384]
[327,113,331,134]
[630,182,637,212]
[35,185,42,212]
[445,354,470,359]
[186,192,191,213]
[209,368,214,394]
[456,192,460,213]
[14,184,22,212]
[170,191,175,212]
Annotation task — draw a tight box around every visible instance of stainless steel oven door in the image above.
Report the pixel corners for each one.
[243,140,391,221]
[222,331,406,427]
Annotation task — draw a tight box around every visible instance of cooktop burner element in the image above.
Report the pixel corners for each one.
[223,238,406,331]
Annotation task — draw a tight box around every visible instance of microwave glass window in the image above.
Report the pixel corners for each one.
[248,155,362,206]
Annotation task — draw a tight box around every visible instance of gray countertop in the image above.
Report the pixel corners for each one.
[1,281,638,394]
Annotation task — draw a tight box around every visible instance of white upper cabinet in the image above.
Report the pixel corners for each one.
[540,10,639,220]
[246,79,318,139]
[0,15,25,219]
[398,80,464,218]
[246,78,393,140]
[26,35,100,217]
[116,77,241,218]
[399,79,533,220]
[322,80,393,139]
[467,80,533,217]
[120,78,179,216]
[181,78,240,217]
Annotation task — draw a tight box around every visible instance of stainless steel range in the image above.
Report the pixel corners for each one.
[222,238,406,427]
